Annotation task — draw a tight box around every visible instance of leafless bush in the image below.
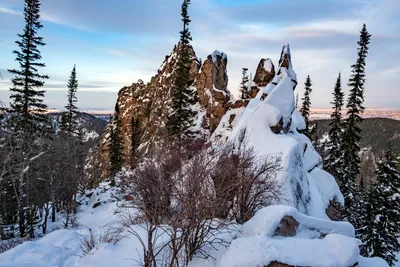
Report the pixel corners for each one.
[212,143,282,224]
[0,238,25,253]
[80,227,123,256]
[81,229,97,255]
[118,138,282,266]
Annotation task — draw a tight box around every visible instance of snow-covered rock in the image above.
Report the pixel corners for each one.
[226,44,341,219]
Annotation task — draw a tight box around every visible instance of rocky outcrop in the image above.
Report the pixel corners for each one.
[196,51,230,131]
[254,58,275,87]
[273,216,299,237]
[95,45,233,178]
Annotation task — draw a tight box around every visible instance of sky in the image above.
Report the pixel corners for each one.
[0,0,399,110]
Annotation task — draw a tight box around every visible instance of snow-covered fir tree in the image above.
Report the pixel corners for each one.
[341,24,371,219]
[166,0,198,142]
[60,65,79,136]
[240,68,250,99]
[359,150,400,266]
[300,75,313,139]
[325,73,345,182]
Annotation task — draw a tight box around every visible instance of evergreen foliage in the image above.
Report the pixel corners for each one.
[359,150,400,266]
[342,24,371,216]
[325,73,345,181]
[300,75,313,138]
[5,0,49,238]
[240,68,250,99]
[130,118,144,166]
[60,65,79,136]
[166,0,198,142]
[109,114,123,181]
[8,0,49,136]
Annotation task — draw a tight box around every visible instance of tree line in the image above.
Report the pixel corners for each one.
[296,24,399,266]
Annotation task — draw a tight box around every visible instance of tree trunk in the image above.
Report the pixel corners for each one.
[51,203,56,223]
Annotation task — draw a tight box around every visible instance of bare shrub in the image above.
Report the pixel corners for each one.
[81,229,97,255]
[212,142,282,224]
[80,227,123,256]
[118,138,282,266]
[0,238,25,253]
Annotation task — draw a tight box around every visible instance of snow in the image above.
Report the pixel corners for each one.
[211,106,245,143]
[291,108,306,130]
[263,58,274,72]
[310,167,345,206]
[1,45,389,267]
[210,50,227,64]
[242,205,355,239]
[217,234,359,267]
[215,205,359,267]
[359,256,390,267]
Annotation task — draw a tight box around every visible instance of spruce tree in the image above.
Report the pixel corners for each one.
[7,0,48,238]
[360,150,400,266]
[166,0,198,142]
[8,0,49,135]
[295,93,299,109]
[341,24,371,216]
[60,65,79,136]
[240,68,249,99]
[300,75,313,138]
[325,73,345,181]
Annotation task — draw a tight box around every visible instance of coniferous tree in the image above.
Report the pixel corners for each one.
[360,150,400,266]
[130,118,144,167]
[109,114,123,184]
[60,65,79,136]
[300,75,313,138]
[6,0,48,238]
[325,73,345,181]
[295,93,299,109]
[166,0,198,143]
[8,0,49,135]
[240,68,249,99]
[341,24,371,216]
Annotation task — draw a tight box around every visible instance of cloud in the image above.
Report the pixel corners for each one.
[0,6,19,16]
[0,0,399,108]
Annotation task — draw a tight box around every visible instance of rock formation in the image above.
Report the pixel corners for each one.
[95,45,232,178]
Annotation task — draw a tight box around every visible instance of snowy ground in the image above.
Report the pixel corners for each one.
[0,185,392,267]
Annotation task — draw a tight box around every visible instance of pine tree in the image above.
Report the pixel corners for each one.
[325,73,345,181]
[240,68,249,99]
[8,0,49,136]
[60,65,79,136]
[360,150,400,266]
[341,24,371,216]
[295,93,299,109]
[166,0,198,143]
[109,114,123,184]
[300,75,313,138]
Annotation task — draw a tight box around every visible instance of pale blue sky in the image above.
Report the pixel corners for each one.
[0,0,399,110]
